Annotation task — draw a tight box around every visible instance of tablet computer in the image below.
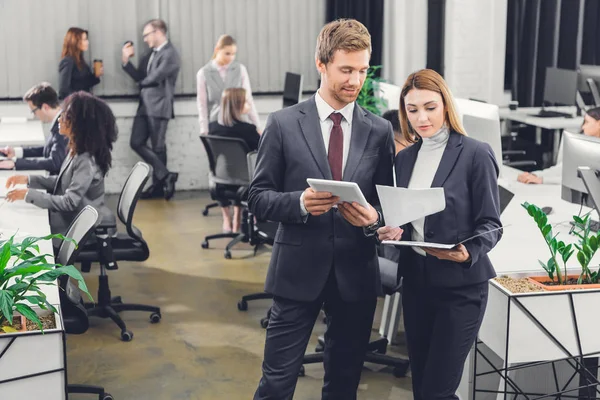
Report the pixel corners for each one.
[306,178,369,209]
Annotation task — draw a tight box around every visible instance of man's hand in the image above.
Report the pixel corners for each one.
[517,172,543,184]
[0,160,15,170]
[377,226,403,241]
[122,44,135,64]
[338,202,378,227]
[303,188,339,216]
[6,188,27,202]
[6,175,27,188]
[422,244,471,263]
[0,146,15,158]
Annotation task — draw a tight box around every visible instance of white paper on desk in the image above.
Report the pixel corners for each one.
[376,185,446,227]
[0,117,27,124]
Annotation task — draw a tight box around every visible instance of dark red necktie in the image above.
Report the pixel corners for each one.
[328,112,344,181]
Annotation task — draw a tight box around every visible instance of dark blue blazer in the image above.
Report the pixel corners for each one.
[248,96,395,302]
[58,56,100,100]
[395,131,501,287]
[15,115,68,175]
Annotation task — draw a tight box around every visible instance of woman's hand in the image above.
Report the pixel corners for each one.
[422,244,471,263]
[377,226,403,241]
[95,65,104,78]
[5,175,28,188]
[6,188,27,202]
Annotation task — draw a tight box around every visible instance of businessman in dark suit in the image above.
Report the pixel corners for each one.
[249,19,394,399]
[0,83,67,174]
[378,69,501,400]
[122,18,180,200]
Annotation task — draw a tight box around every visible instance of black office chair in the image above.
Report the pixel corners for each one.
[283,72,303,108]
[202,202,219,216]
[300,256,410,378]
[56,206,114,400]
[76,162,161,342]
[199,136,253,257]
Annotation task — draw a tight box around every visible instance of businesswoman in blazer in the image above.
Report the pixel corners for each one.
[6,92,117,246]
[58,27,102,100]
[378,69,502,400]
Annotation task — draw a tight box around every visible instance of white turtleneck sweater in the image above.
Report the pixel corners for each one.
[408,126,450,256]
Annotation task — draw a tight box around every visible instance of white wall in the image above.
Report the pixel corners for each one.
[444,0,508,106]
[382,0,428,89]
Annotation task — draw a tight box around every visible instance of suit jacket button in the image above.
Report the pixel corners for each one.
[425,231,434,239]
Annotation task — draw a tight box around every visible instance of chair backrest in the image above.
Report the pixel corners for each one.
[587,78,600,107]
[247,151,258,182]
[200,135,252,186]
[56,205,99,266]
[283,72,303,108]
[117,162,151,241]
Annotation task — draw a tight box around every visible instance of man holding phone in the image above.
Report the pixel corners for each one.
[122,18,181,200]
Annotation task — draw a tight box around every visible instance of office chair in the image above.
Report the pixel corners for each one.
[587,78,600,107]
[300,256,410,378]
[76,162,161,342]
[283,72,303,108]
[236,151,276,327]
[199,136,253,257]
[202,202,219,216]
[56,206,114,400]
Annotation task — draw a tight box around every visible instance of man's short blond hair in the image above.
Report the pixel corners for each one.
[315,19,371,65]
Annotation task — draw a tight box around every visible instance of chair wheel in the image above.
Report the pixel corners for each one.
[298,366,305,377]
[121,330,134,342]
[224,251,232,259]
[103,394,114,400]
[202,209,209,216]
[260,317,269,329]
[393,362,410,378]
[150,312,161,323]
[237,300,248,311]
[201,241,209,249]
[111,296,122,304]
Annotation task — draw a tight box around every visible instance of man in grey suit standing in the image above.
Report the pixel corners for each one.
[249,19,395,399]
[122,19,180,200]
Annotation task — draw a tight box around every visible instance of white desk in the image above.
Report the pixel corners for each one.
[0,120,45,147]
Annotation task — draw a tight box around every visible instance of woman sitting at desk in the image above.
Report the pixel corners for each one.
[209,87,260,233]
[5,92,117,244]
[377,69,502,400]
[518,106,600,184]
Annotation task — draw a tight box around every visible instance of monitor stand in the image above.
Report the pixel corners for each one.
[576,167,600,231]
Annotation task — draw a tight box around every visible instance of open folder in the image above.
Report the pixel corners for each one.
[381,226,506,250]
[376,185,446,227]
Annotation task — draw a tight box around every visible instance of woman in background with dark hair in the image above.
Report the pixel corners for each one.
[518,106,600,184]
[6,92,117,242]
[58,27,102,100]
[209,87,260,232]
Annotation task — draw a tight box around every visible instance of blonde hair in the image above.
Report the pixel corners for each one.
[212,34,236,59]
[315,19,371,65]
[399,69,466,144]
[220,88,246,127]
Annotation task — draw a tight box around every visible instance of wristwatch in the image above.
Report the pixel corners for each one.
[365,211,382,233]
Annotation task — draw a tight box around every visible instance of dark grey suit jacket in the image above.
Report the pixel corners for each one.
[395,131,501,287]
[248,96,395,302]
[15,114,68,174]
[122,41,180,119]
[25,153,116,245]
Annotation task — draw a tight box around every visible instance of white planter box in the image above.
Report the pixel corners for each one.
[0,308,66,400]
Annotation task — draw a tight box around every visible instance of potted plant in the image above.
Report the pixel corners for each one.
[356,65,388,116]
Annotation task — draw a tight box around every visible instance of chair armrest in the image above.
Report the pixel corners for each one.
[503,150,526,156]
[504,160,537,168]
[92,231,119,270]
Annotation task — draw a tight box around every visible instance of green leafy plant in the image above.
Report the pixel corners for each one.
[0,233,92,333]
[522,202,573,285]
[356,65,388,116]
[569,212,600,284]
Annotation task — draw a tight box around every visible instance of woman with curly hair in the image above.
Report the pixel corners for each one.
[6,91,117,242]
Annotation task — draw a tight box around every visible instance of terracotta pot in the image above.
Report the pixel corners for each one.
[527,274,600,291]
[16,315,27,332]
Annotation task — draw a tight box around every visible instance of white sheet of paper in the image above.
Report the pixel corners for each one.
[376,185,446,227]
[307,178,369,208]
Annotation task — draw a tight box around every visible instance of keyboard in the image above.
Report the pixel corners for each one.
[532,110,573,118]
[570,220,600,232]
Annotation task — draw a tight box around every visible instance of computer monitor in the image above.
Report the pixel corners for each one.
[377,82,401,111]
[577,65,600,93]
[543,67,578,107]
[561,130,600,210]
[454,98,503,170]
[283,72,303,108]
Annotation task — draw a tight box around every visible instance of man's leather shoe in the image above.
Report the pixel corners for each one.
[163,172,178,200]
[140,183,164,199]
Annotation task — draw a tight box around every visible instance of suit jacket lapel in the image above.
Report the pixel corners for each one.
[343,105,371,181]
[54,154,73,194]
[430,131,464,188]
[396,141,421,188]
[299,97,332,180]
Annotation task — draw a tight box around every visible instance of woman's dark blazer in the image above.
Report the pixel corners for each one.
[58,56,100,100]
[394,131,502,288]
